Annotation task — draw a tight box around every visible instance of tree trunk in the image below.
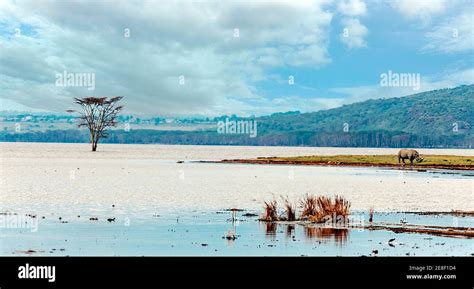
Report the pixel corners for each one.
[92,137,99,152]
[91,133,96,152]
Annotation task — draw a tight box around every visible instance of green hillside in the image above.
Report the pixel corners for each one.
[258,85,473,137]
[2,85,473,148]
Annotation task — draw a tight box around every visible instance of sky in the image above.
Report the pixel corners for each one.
[0,0,473,117]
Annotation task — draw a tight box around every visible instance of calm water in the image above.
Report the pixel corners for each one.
[2,211,473,256]
[1,143,473,256]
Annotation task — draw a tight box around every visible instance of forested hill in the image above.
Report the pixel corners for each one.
[257,85,473,137]
[1,85,473,148]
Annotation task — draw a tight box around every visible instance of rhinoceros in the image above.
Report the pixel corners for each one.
[398,149,423,166]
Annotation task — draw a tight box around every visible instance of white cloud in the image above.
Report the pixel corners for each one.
[340,18,368,48]
[423,12,474,54]
[218,95,345,116]
[1,0,470,117]
[337,0,367,16]
[0,0,334,116]
[336,0,368,49]
[391,0,446,21]
[331,68,474,104]
[230,68,474,115]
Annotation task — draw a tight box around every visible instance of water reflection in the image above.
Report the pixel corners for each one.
[304,226,349,244]
[286,224,295,237]
[223,211,241,246]
[264,222,277,237]
[261,222,348,245]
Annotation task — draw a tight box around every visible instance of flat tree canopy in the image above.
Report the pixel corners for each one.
[68,96,124,151]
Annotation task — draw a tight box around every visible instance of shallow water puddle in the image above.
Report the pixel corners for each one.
[1,211,472,256]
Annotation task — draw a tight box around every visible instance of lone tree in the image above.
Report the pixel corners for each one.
[68,96,124,151]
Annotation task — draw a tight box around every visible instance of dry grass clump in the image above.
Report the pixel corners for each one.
[261,197,297,221]
[283,197,296,221]
[300,194,318,217]
[260,195,351,223]
[262,200,278,221]
[332,195,351,217]
[302,195,351,223]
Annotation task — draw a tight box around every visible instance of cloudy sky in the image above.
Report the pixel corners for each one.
[0,0,473,116]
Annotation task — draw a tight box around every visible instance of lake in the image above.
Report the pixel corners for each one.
[0,142,473,256]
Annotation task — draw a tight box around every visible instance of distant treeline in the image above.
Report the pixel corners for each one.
[1,129,471,148]
[2,85,472,148]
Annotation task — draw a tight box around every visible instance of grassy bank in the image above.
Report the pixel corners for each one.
[220,154,474,170]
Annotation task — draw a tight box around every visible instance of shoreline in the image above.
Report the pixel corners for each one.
[202,155,474,171]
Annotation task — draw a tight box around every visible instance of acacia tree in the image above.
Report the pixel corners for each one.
[68,96,124,151]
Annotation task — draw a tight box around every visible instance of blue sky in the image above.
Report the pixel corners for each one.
[0,0,473,116]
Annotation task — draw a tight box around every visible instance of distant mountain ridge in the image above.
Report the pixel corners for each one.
[257,85,473,136]
[1,85,473,148]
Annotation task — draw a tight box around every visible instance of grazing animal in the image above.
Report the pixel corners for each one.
[398,149,423,166]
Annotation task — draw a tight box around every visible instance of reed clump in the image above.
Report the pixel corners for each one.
[300,194,318,218]
[306,195,351,223]
[282,197,296,221]
[260,194,351,223]
[262,200,278,221]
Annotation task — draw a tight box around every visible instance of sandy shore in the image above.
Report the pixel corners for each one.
[1,142,473,216]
